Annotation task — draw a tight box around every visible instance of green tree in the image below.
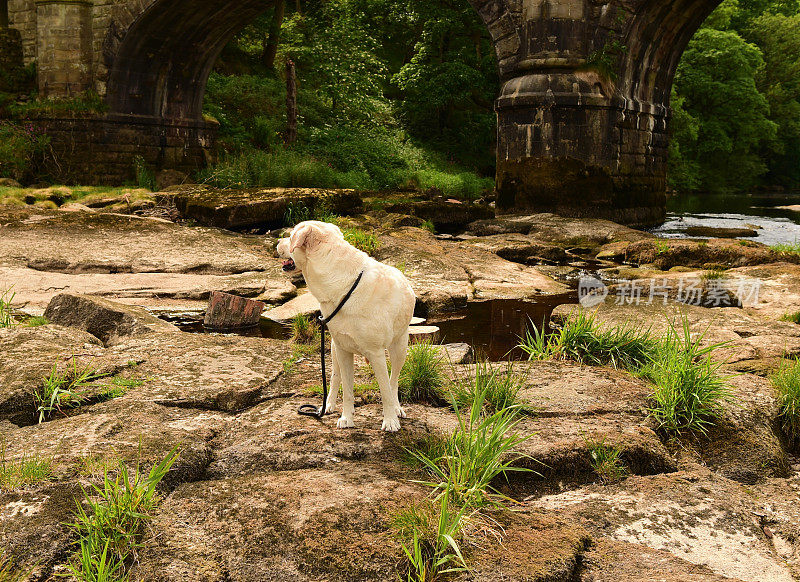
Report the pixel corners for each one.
[671,28,777,191]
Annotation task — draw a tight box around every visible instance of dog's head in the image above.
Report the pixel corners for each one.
[276,220,344,274]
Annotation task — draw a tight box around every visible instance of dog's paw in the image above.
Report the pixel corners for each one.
[395,406,407,419]
[336,416,354,429]
[324,401,337,414]
[381,416,401,432]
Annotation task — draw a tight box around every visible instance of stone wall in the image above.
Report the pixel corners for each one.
[7,0,35,62]
[26,114,217,184]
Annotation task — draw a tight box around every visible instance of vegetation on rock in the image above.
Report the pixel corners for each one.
[772,358,800,444]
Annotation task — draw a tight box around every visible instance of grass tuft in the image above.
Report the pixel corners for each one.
[0,437,53,491]
[772,242,800,256]
[520,311,657,370]
[290,313,318,344]
[408,382,532,508]
[584,436,628,484]
[342,228,380,255]
[0,550,30,582]
[780,311,800,324]
[771,359,800,444]
[641,319,733,436]
[67,447,179,581]
[399,341,447,405]
[450,361,532,415]
[34,358,109,423]
[0,289,15,329]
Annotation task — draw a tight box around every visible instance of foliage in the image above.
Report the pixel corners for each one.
[641,319,733,436]
[133,156,156,191]
[67,448,179,581]
[772,242,800,256]
[342,227,380,255]
[0,550,30,582]
[0,289,14,329]
[0,122,50,182]
[408,382,532,508]
[449,361,532,415]
[771,358,800,442]
[780,311,800,324]
[399,341,447,404]
[584,436,628,484]
[0,437,53,491]
[520,311,657,371]
[35,359,110,423]
[290,313,318,344]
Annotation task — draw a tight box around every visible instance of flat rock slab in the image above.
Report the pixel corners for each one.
[385,199,493,231]
[0,325,106,421]
[373,227,568,314]
[528,470,797,582]
[170,186,362,229]
[0,398,222,486]
[0,266,296,310]
[134,463,422,582]
[0,481,84,577]
[107,333,293,412]
[466,213,651,246]
[622,238,793,269]
[44,293,179,346]
[264,291,320,322]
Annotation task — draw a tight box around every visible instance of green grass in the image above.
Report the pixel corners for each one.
[133,156,156,191]
[520,312,733,437]
[771,359,800,444]
[640,319,733,436]
[412,169,493,201]
[421,220,436,234]
[0,289,14,329]
[654,239,670,254]
[407,383,532,509]
[449,361,532,415]
[393,493,470,582]
[35,359,110,423]
[584,436,628,484]
[0,550,30,582]
[520,311,657,370]
[22,315,49,327]
[67,448,179,582]
[780,311,800,324]
[772,242,800,256]
[0,437,53,491]
[399,341,447,405]
[700,269,726,281]
[290,313,318,344]
[342,228,380,255]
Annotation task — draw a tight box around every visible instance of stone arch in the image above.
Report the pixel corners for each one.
[104,0,523,120]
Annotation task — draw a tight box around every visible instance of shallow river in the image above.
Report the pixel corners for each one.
[651,191,800,245]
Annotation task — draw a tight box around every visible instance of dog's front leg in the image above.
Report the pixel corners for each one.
[325,340,341,414]
[368,349,401,432]
[335,347,355,429]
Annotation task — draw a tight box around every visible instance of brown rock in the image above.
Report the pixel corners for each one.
[203,291,265,330]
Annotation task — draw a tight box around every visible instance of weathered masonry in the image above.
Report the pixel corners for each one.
[2,0,722,225]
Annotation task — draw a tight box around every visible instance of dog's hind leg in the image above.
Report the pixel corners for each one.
[325,340,341,414]
[387,332,409,419]
[367,349,401,432]
[335,347,355,429]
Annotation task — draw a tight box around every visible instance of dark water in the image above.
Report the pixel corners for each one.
[158,294,578,362]
[653,191,800,245]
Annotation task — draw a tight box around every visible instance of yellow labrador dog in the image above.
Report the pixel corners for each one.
[277,221,415,432]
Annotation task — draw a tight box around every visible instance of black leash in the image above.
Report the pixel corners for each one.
[298,271,364,419]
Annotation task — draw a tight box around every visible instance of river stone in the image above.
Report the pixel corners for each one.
[0,325,104,421]
[623,238,794,269]
[43,293,179,346]
[264,291,320,322]
[133,463,423,582]
[0,481,84,577]
[436,342,473,364]
[385,199,493,231]
[171,186,363,229]
[529,469,796,582]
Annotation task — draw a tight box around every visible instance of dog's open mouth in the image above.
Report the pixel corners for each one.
[282,258,296,272]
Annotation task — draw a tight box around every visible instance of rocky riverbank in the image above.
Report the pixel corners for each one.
[2,186,800,581]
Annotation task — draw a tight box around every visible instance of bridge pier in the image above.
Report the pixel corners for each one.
[495,70,668,226]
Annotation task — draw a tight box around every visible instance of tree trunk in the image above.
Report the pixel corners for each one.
[285,58,297,145]
[262,0,285,70]
[203,291,265,330]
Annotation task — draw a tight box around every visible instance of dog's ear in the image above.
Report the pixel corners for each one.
[289,223,318,253]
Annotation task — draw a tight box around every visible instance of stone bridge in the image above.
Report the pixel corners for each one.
[2,0,722,225]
